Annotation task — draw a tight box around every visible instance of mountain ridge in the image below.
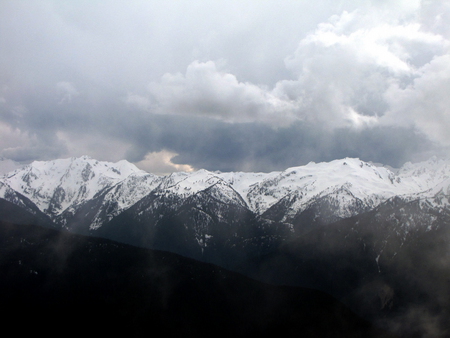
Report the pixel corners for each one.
[1,155,450,253]
[2,155,450,228]
[2,155,450,335]
[3,155,450,273]
[0,220,384,337]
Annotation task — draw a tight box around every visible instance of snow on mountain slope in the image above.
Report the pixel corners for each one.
[374,157,450,212]
[156,169,248,208]
[1,156,154,219]
[217,171,280,207]
[127,169,250,224]
[157,169,225,196]
[220,159,404,216]
[218,158,450,225]
[2,155,450,231]
[101,173,162,213]
[397,156,450,193]
[69,171,163,230]
[0,181,40,216]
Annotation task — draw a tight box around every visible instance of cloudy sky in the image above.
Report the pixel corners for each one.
[1,0,449,173]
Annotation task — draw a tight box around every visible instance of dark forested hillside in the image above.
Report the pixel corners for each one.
[0,198,54,228]
[0,221,383,337]
[3,157,450,336]
[242,199,450,337]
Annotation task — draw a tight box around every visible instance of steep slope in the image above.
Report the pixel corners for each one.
[2,155,450,264]
[3,156,450,234]
[396,156,450,192]
[0,221,383,337]
[0,198,54,228]
[2,156,450,336]
[1,156,158,231]
[0,181,54,227]
[56,172,162,234]
[238,159,411,229]
[95,172,291,267]
[247,192,450,337]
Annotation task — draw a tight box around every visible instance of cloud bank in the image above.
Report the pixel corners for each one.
[0,1,449,172]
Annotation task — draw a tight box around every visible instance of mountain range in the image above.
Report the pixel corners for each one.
[1,155,450,336]
[2,155,449,233]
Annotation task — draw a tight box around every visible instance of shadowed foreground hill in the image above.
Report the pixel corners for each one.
[0,221,385,337]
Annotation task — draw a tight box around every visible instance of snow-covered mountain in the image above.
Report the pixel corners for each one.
[0,156,159,230]
[1,155,450,233]
[3,155,450,336]
[218,157,450,230]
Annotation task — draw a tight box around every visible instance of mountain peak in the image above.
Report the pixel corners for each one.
[73,155,93,161]
[1,155,450,229]
[1,156,152,217]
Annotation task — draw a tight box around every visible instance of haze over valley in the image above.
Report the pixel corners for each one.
[2,1,450,336]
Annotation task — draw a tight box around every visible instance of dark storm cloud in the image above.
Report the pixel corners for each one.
[0,1,449,172]
[109,111,433,172]
[174,123,433,172]
[0,55,441,172]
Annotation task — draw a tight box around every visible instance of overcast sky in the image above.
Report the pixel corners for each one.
[1,0,449,173]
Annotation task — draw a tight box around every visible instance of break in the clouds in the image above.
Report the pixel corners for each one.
[0,1,449,172]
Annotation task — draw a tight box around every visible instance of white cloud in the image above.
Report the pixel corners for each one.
[134,150,194,175]
[0,122,28,152]
[2,1,450,166]
[146,60,299,126]
[280,6,449,129]
[124,93,150,111]
[55,130,130,162]
[0,123,67,161]
[383,54,450,146]
[56,81,79,103]
[142,5,449,136]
